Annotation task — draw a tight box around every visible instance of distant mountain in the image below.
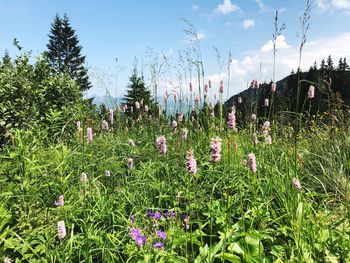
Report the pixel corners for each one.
[90,95,122,108]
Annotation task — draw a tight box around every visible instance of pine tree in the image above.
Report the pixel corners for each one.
[123,68,157,118]
[338,57,344,71]
[2,50,11,65]
[326,55,334,71]
[46,13,91,91]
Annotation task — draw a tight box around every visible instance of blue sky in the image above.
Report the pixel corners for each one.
[1,0,350,100]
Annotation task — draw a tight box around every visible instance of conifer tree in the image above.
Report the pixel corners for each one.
[46,13,91,91]
[123,68,157,118]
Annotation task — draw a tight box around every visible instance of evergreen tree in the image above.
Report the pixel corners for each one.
[123,68,157,118]
[320,59,326,70]
[326,55,334,71]
[338,57,344,71]
[2,50,11,65]
[46,13,91,91]
[344,57,349,70]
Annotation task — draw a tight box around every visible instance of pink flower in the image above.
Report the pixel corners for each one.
[264,98,269,107]
[135,101,140,110]
[265,135,272,145]
[127,158,134,170]
[4,257,11,263]
[292,177,301,190]
[227,109,236,130]
[182,128,188,141]
[128,139,135,147]
[250,80,259,89]
[186,149,197,175]
[102,120,109,130]
[172,120,178,130]
[144,105,149,112]
[262,121,270,131]
[210,137,222,162]
[76,121,81,131]
[57,220,66,240]
[219,80,224,94]
[253,133,259,145]
[248,153,257,173]
[80,172,87,184]
[251,114,257,122]
[156,136,167,155]
[109,109,114,124]
[271,82,276,93]
[54,195,64,207]
[238,97,242,104]
[123,105,127,113]
[87,127,93,143]
[308,85,315,99]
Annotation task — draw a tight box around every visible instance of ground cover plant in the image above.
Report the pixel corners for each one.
[1,1,350,262]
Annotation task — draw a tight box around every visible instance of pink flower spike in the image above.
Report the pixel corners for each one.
[186,149,197,175]
[248,153,257,173]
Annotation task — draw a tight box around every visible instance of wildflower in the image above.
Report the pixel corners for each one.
[183,216,190,230]
[105,170,111,177]
[135,101,140,110]
[195,95,200,106]
[152,212,162,220]
[264,98,269,107]
[172,120,178,130]
[4,257,11,263]
[178,113,183,122]
[251,114,257,122]
[54,195,64,207]
[109,108,114,124]
[123,105,127,113]
[130,228,141,239]
[238,97,242,104]
[102,120,109,130]
[248,153,257,173]
[134,234,146,246]
[156,136,167,155]
[130,215,135,223]
[117,104,121,113]
[156,230,167,240]
[87,127,93,143]
[262,121,270,131]
[186,149,197,175]
[227,109,236,130]
[76,121,81,131]
[153,242,164,249]
[250,80,259,89]
[127,158,134,170]
[271,82,276,93]
[80,172,87,184]
[210,137,222,162]
[144,105,149,112]
[219,80,224,94]
[128,139,135,147]
[204,83,209,93]
[146,211,154,217]
[265,135,272,145]
[253,133,259,145]
[308,85,315,99]
[57,220,66,240]
[292,177,301,190]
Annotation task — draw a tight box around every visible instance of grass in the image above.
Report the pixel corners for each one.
[1,110,349,262]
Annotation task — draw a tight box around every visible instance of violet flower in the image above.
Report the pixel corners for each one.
[156,136,167,155]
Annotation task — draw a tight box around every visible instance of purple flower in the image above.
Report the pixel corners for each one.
[134,235,147,246]
[146,211,154,217]
[156,136,167,155]
[186,149,197,175]
[57,220,66,240]
[153,242,164,249]
[130,228,141,239]
[248,153,257,173]
[156,230,167,240]
[54,195,64,207]
[130,216,135,223]
[170,211,177,217]
[210,137,222,162]
[152,212,162,220]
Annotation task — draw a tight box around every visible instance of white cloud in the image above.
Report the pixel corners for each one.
[242,19,255,29]
[316,0,350,12]
[196,31,205,40]
[191,5,199,10]
[261,35,291,52]
[254,0,268,12]
[215,0,240,15]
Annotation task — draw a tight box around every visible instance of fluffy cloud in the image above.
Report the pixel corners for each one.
[243,19,255,29]
[260,35,291,52]
[316,0,350,12]
[254,0,268,12]
[215,0,240,15]
[205,32,350,97]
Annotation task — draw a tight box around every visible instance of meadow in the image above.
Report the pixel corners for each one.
[1,99,349,262]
